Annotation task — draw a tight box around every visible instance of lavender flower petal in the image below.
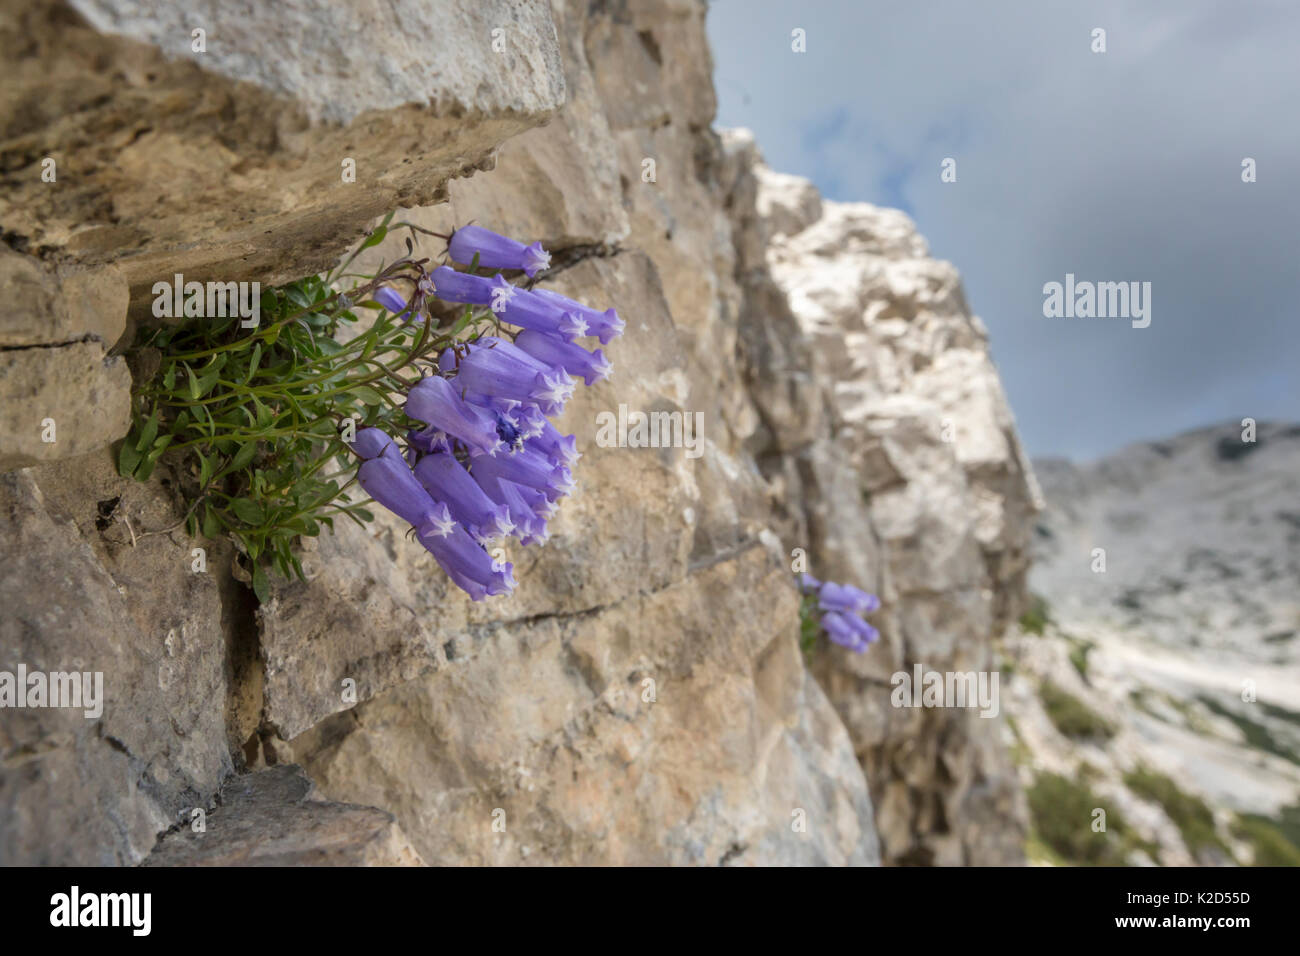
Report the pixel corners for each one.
[417,523,516,601]
[471,445,573,502]
[818,581,881,616]
[530,288,625,344]
[429,266,516,310]
[405,375,504,458]
[531,420,580,467]
[472,470,548,538]
[820,611,870,653]
[497,290,588,342]
[414,452,516,541]
[349,426,401,462]
[452,341,575,416]
[358,456,454,538]
[513,330,613,386]
[372,286,413,321]
[448,225,551,277]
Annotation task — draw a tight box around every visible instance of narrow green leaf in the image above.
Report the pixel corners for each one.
[202,504,223,538]
[118,438,143,478]
[349,385,386,406]
[216,440,259,479]
[359,225,388,251]
[251,563,269,603]
[229,498,263,526]
[135,409,160,452]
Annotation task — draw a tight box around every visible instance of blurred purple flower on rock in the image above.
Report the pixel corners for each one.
[799,574,880,653]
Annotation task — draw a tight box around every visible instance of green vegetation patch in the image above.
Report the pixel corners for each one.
[1026,771,1152,865]
[1041,680,1115,740]
[1197,695,1300,766]
[1019,593,1051,635]
[1123,766,1230,860]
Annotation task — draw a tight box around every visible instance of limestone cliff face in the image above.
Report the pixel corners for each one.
[721,132,1037,864]
[0,0,1035,866]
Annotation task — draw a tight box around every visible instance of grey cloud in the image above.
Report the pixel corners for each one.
[708,0,1299,458]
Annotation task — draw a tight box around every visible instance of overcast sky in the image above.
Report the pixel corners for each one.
[707,0,1298,460]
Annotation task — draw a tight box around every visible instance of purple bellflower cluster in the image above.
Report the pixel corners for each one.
[349,226,623,601]
[798,574,881,653]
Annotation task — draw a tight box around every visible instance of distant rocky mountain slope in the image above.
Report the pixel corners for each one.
[1004,421,1300,865]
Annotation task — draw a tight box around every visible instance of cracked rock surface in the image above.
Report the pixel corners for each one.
[144,764,423,866]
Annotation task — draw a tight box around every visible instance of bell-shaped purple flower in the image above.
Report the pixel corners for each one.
[496,290,588,342]
[350,426,402,462]
[471,470,550,540]
[509,477,557,521]
[458,391,534,449]
[513,330,613,386]
[372,286,413,321]
[449,225,551,277]
[445,336,549,374]
[405,375,504,458]
[471,444,574,502]
[417,523,516,601]
[798,575,880,654]
[358,456,456,539]
[530,288,625,344]
[451,341,575,417]
[429,266,517,311]
[479,474,539,536]
[797,573,823,595]
[408,426,454,458]
[820,611,876,653]
[515,403,548,439]
[531,420,580,468]
[414,452,516,541]
[818,581,881,617]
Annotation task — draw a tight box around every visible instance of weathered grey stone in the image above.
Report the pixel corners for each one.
[71,0,565,125]
[291,545,878,865]
[0,342,131,472]
[0,457,235,865]
[0,248,132,472]
[1,0,566,306]
[0,247,128,348]
[144,764,423,866]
